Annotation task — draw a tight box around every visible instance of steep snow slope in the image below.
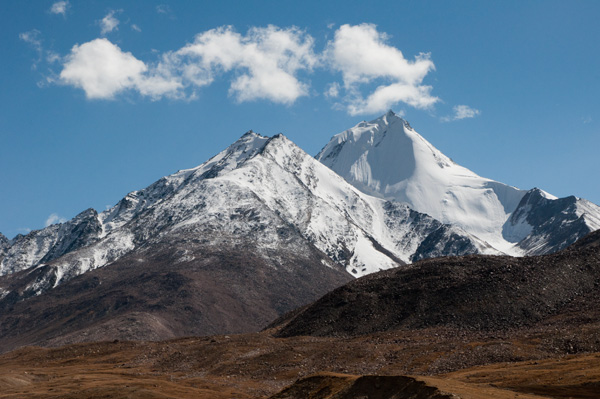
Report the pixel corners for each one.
[317,111,599,255]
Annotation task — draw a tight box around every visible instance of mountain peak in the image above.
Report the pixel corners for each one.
[381,109,400,123]
[193,131,270,175]
[368,109,412,130]
[316,111,438,195]
[317,112,528,254]
[241,129,257,137]
[236,130,269,144]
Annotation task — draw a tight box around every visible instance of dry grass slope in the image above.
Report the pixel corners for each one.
[0,332,599,398]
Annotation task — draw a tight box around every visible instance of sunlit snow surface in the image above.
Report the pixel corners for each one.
[317,111,537,255]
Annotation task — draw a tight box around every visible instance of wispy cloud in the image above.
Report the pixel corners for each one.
[19,30,43,69]
[100,10,120,35]
[20,30,62,84]
[442,105,481,122]
[156,4,174,18]
[19,30,42,51]
[46,51,61,64]
[45,213,67,227]
[49,1,69,16]
[131,24,141,33]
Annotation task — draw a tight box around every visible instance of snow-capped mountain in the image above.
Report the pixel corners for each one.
[317,110,600,255]
[0,126,500,350]
[1,113,599,350]
[1,129,492,302]
[2,111,599,301]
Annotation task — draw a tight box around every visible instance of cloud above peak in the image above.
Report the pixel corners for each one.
[51,23,441,114]
[325,23,438,115]
[327,24,434,87]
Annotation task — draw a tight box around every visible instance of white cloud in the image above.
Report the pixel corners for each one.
[52,24,441,114]
[131,24,141,32]
[168,25,317,104]
[325,82,340,98]
[325,23,438,115]
[57,26,315,104]
[348,83,438,115]
[454,105,480,119]
[59,38,181,99]
[442,105,481,122]
[45,213,67,227]
[100,11,119,35]
[49,1,69,16]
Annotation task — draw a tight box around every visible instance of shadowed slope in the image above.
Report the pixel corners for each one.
[275,230,600,338]
[0,237,350,353]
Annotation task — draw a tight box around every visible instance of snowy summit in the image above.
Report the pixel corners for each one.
[317,111,600,255]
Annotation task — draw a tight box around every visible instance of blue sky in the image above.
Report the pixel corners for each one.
[1,0,599,238]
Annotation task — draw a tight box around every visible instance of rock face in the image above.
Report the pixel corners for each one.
[507,188,600,254]
[317,111,600,256]
[274,230,600,338]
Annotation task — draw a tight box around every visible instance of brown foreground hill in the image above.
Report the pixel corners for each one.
[1,230,599,398]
